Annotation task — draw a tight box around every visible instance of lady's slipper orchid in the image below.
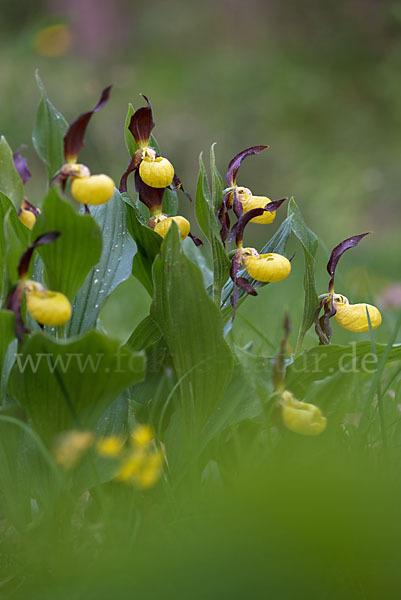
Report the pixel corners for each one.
[6,232,71,340]
[280,390,327,436]
[218,145,285,242]
[152,214,191,240]
[331,294,382,333]
[12,147,41,230]
[228,199,289,315]
[24,281,71,327]
[315,233,382,344]
[53,86,115,208]
[119,95,188,198]
[133,173,201,246]
[19,199,40,230]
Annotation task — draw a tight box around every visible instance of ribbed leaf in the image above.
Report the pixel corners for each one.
[124,196,162,295]
[0,137,24,210]
[32,72,68,181]
[10,330,145,443]
[286,342,401,398]
[195,153,230,305]
[67,189,136,336]
[32,189,102,300]
[0,310,16,402]
[288,198,319,352]
[151,224,233,426]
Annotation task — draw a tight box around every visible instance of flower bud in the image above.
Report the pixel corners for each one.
[280,390,327,436]
[154,215,190,240]
[25,282,72,326]
[242,249,291,282]
[139,153,174,188]
[237,187,275,224]
[19,209,36,230]
[332,294,382,332]
[71,174,115,205]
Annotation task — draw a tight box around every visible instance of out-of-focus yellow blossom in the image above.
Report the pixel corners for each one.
[116,448,163,489]
[131,424,154,448]
[54,430,95,469]
[71,173,115,206]
[280,390,327,436]
[96,435,125,458]
[34,24,72,58]
[97,424,163,490]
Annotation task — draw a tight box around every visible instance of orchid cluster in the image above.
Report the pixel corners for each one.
[119,96,201,245]
[5,86,385,445]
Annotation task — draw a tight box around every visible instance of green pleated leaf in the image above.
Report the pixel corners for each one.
[195,152,230,305]
[124,195,162,295]
[32,189,102,300]
[126,315,161,352]
[32,72,68,181]
[286,342,401,398]
[288,198,319,353]
[0,137,24,210]
[151,223,234,425]
[0,310,16,402]
[67,189,136,336]
[10,330,145,443]
[0,193,28,302]
[2,197,29,289]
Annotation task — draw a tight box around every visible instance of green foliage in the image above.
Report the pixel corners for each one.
[288,198,319,352]
[151,224,233,425]
[0,136,24,210]
[67,189,136,335]
[123,195,162,295]
[32,72,68,181]
[10,330,145,443]
[195,152,230,304]
[33,189,102,300]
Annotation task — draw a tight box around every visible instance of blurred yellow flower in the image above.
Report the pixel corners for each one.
[131,424,154,448]
[34,24,72,58]
[54,430,95,469]
[280,390,327,436]
[96,435,125,458]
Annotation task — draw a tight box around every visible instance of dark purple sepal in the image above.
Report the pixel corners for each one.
[134,171,164,212]
[229,251,257,320]
[236,277,257,296]
[13,147,31,184]
[6,284,30,343]
[128,95,155,147]
[217,204,230,244]
[226,145,268,186]
[232,187,243,219]
[327,232,371,291]
[229,198,287,246]
[64,85,112,162]
[172,175,192,202]
[188,232,203,247]
[119,150,142,193]
[18,232,61,278]
[314,296,336,346]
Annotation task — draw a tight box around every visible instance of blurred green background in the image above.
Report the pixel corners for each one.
[1,0,400,347]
